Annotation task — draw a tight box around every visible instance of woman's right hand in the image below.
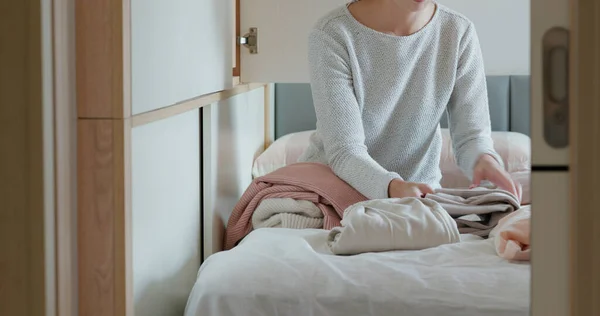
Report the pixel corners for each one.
[388,179,434,199]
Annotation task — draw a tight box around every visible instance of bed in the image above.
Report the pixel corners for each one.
[184,75,532,316]
[186,229,529,316]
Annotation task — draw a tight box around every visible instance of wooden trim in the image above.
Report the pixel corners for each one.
[569,0,600,314]
[264,84,272,149]
[75,0,131,118]
[123,0,131,119]
[233,0,240,77]
[131,83,266,127]
[114,119,133,316]
[77,119,132,316]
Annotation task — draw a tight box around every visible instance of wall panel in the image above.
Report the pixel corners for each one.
[131,110,201,316]
[202,87,266,258]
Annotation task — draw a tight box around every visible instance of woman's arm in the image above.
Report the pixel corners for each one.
[446,23,504,181]
[307,29,401,199]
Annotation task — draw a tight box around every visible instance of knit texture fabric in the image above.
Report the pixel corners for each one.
[297,2,502,200]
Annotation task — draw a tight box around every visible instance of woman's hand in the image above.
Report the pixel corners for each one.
[472,154,522,200]
[388,179,434,198]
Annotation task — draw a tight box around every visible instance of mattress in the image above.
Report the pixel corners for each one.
[184,228,530,316]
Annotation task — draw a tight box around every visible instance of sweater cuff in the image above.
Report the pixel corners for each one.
[376,172,403,200]
[480,149,505,169]
[468,149,505,178]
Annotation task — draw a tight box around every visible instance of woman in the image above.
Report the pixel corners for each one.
[298,0,521,200]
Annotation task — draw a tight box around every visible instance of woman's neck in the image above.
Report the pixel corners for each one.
[349,0,436,36]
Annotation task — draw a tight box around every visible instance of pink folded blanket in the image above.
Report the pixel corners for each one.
[490,205,531,261]
[223,163,367,250]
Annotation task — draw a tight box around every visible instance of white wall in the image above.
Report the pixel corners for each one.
[437,0,531,75]
[202,87,268,258]
[131,111,201,316]
[241,0,530,82]
[131,0,232,114]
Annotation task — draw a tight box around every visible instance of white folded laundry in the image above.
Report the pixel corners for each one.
[328,197,460,255]
[252,198,324,229]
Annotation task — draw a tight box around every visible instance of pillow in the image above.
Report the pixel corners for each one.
[439,129,531,185]
[252,129,531,203]
[252,130,314,178]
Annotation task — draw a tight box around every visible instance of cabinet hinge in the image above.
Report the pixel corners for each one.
[238,27,258,54]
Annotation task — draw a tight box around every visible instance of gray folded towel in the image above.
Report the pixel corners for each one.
[425,187,521,237]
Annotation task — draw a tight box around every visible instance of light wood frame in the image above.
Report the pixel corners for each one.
[75,0,133,314]
[71,1,598,316]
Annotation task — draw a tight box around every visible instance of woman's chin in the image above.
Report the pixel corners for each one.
[410,0,431,12]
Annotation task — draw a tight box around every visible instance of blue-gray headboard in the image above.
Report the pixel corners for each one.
[274,75,530,139]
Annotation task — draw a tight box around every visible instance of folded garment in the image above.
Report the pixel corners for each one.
[426,187,521,237]
[252,198,324,229]
[224,163,367,250]
[489,205,531,261]
[328,198,460,255]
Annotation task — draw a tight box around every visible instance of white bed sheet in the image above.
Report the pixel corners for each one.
[185,228,530,316]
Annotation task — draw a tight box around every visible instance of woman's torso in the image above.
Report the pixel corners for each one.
[299,3,473,186]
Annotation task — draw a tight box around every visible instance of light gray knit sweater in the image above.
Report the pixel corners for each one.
[297,2,502,200]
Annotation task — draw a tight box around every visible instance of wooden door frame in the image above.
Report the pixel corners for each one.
[1,0,57,315]
[569,0,600,314]
[54,0,78,315]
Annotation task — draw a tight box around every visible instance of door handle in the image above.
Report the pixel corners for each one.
[542,27,569,148]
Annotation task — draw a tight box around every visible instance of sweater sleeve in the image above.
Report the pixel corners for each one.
[446,23,504,180]
[307,29,401,199]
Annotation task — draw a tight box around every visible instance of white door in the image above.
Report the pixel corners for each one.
[241,0,572,315]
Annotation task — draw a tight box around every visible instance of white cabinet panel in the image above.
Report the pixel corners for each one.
[241,0,530,82]
[132,0,232,114]
[131,111,201,316]
[202,88,265,259]
[530,171,570,316]
[530,0,570,165]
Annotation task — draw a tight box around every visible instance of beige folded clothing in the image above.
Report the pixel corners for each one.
[426,187,521,237]
[252,198,324,229]
[327,198,460,255]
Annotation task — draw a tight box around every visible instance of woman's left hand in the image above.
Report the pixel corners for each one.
[471,154,522,201]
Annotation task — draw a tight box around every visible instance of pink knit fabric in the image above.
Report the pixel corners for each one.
[224,163,368,250]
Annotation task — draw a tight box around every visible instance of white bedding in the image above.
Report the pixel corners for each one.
[185,228,530,316]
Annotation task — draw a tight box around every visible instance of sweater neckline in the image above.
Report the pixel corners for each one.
[343,1,440,39]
